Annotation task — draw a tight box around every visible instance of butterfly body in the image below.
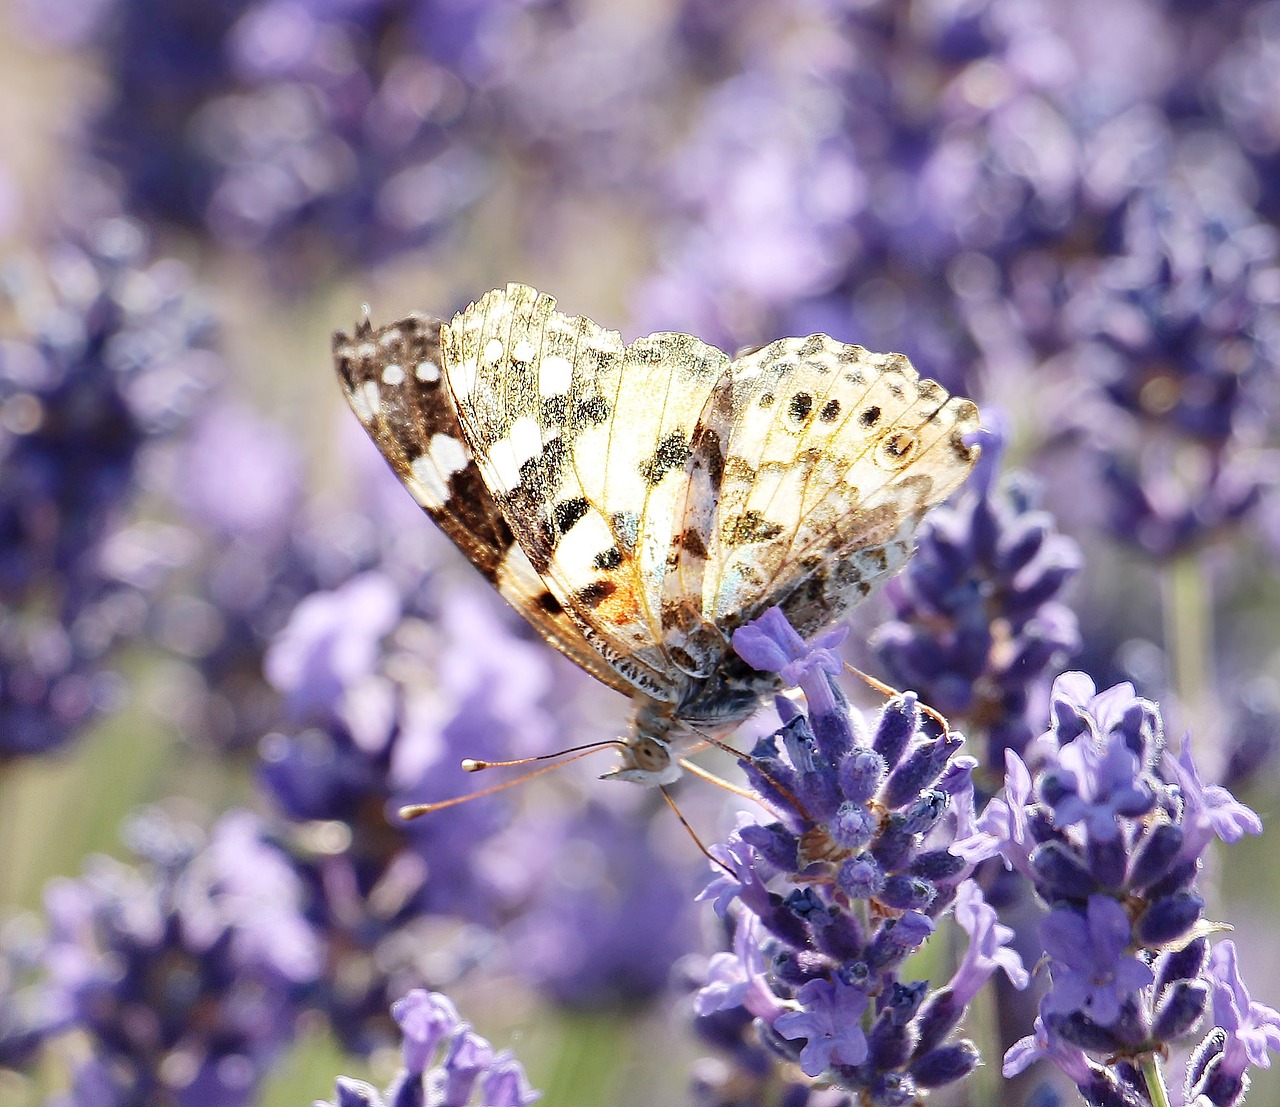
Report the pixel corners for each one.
[334,284,980,784]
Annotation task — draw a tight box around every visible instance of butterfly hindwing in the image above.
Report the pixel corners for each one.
[691,336,981,638]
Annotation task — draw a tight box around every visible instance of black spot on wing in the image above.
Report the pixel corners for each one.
[576,580,617,608]
[575,396,610,424]
[789,392,813,424]
[689,425,725,493]
[553,497,589,535]
[593,547,623,570]
[640,431,692,486]
[722,510,784,545]
[677,526,709,560]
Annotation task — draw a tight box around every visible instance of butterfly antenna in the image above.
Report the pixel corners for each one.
[398,743,625,819]
[458,739,630,773]
[842,661,953,734]
[658,785,733,875]
[678,757,770,804]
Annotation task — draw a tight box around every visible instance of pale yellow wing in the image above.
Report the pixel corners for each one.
[691,335,981,637]
[439,283,729,700]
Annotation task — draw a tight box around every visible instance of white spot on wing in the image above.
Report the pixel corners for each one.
[539,354,573,396]
[486,415,544,491]
[360,380,380,418]
[347,381,374,423]
[552,510,615,577]
[381,364,405,386]
[415,359,440,382]
[512,339,536,363]
[452,358,478,400]
[429,433,469,479]
[406,434,469,510]
[483,338,505,365]
[409,456,447,508]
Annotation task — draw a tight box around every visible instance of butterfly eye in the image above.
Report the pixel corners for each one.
[630,736,672,773]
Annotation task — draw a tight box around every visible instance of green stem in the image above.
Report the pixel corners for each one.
[1162,551,1213,750]
[1140,1053,1173,1107]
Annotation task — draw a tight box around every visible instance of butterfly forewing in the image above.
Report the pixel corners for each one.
[440,285,734,699]
[332,310,642,698]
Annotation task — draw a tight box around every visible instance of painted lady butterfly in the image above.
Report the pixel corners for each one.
[334,284,980,785]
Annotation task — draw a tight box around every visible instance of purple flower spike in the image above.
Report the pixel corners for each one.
[1042,897,1153,1026]
[392,990,460,1077]
[320,991,538,1107]
[732,606,849,719]
[775,977,870,1077]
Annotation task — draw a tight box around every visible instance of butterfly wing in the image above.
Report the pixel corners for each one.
[692,335,981,637]
[333,313,640,697]
[440,284,731,702]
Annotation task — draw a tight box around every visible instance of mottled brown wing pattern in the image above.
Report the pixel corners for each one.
[692,337,982,639]
[440,284,730,700]
[332,312,640,698]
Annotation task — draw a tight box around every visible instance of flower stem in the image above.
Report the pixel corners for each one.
[1162,550,1213,752]
[1140,1052,1173,1107]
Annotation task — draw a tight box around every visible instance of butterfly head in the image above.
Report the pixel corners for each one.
[600,733,681,786]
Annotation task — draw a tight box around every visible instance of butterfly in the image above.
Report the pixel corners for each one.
[333,284,980,786]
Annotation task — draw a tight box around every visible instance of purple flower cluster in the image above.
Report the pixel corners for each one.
[872,430,1082,770]
[319,989,538,1107]
[37,807,321,1107]
[693,609,1027,1102]
[22,0,511,273]
[257,570,556,1051]
[1068,182,1280,557]
[0,202,221,755]
[255,562,701,1049]
[964,673,1272,1105]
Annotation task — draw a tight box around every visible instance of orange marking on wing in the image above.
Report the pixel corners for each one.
[595,574,642,627]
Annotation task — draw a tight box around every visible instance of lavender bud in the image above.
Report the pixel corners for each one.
[909,1041,979,1088]
[1129,823,1184,890]
[839,748,887,804]
[1031,841,1099,900]
[879,875,937,913]
[1153,980,1210,1040]
[872,696,920,769]
[1136,892,1204,947]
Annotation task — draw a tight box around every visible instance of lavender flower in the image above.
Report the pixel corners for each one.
[871,428,1082,769]
[977,674,1272,1103]
[37,807,321,1107]
[258,570,558,1052]
[695,607,1025,1101]
[1068,181,1279,557]
[317,988,538,1107]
